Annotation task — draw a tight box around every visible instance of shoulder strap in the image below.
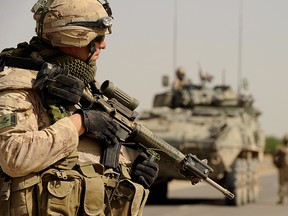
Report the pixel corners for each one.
[1,56,44,71]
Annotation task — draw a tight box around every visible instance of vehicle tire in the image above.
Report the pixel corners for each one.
[224,158,246,206]
[247,159,259,203]
[242,159,248,205]
[146,181,169,204]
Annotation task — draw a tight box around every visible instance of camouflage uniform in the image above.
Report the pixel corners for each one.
[0,0,153,215]
[273,134,288,204]
[0,67,148,216]
[0,68,78,178]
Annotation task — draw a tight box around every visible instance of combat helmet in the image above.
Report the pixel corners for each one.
[32,0,113,48]
[176,67,186,80]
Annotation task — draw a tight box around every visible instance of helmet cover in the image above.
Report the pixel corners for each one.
[33,0,112,47]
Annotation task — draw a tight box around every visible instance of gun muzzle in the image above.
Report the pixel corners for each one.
[205,177,235,200]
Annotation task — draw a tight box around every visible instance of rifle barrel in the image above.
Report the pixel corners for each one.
[205,177,235,200]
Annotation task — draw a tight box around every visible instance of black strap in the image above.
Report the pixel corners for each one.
[1,56,44,71]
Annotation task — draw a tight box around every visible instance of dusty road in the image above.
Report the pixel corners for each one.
[143,156,287,216]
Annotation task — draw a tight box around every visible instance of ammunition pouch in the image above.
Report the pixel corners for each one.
[108,179,149,216]
[37,168,85,216]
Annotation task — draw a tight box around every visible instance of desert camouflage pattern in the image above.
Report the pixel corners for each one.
[0,68,79,177]
[33,0,110,47]
[0,65,145,216]
[0,67,128,178]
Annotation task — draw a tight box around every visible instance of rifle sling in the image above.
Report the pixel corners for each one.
[2,56,44,71]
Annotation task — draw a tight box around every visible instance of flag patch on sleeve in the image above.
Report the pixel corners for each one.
[0,113,17,129]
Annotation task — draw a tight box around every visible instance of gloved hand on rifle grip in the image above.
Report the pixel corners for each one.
[131,152,159,189]
[33,62,85,105]
[75,109,121,147]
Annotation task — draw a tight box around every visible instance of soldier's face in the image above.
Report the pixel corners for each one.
[57,46,88,62]
[57,37,106,63]
[89,39,106,62]
[178,74,185,80]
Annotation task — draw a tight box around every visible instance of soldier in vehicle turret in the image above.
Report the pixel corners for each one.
[172,67,192,91]
[273,133,288,204]
[171,67,192,108]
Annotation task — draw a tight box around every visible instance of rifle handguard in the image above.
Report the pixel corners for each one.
[181,154,213,180]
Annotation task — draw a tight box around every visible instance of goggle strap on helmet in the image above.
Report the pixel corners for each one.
[65,17,113,29]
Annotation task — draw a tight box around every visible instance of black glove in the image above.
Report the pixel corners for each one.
[33,62,85,105]
[76,109,121,147]
[131,152,159,189]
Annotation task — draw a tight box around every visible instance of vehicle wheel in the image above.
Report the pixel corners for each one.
[247,159,259,203]
[146,181,168,204]
[224,158,246,206]
[242,159,248,205]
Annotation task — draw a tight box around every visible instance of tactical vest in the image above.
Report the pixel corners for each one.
[273,145,288,169]
[0,156,149,216]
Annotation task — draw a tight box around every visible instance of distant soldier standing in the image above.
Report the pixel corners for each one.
[273,134,288,204]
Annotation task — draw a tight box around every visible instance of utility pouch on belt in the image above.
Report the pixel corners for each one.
[38,165,107,216]
[37,168,84,216]
[79,163,106,216]
[109,179,149,216]
[0,175,11,201]
[0,172,39,216]
[0,171,11,216]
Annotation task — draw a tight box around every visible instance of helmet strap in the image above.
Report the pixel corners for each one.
[85,40,97,64]
[37,12,48,39]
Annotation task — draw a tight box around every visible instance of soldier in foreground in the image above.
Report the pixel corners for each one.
[0,0,159,215]
[273,134,288,204]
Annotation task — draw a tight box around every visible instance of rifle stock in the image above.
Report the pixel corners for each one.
[81,80,234,200]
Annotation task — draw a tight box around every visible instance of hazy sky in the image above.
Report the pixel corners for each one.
[1,0,288,137]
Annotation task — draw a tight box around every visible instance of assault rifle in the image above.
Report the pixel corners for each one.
[80,80,235,200]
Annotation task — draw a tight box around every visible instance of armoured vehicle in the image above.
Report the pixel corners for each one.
[137,73,265,206]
